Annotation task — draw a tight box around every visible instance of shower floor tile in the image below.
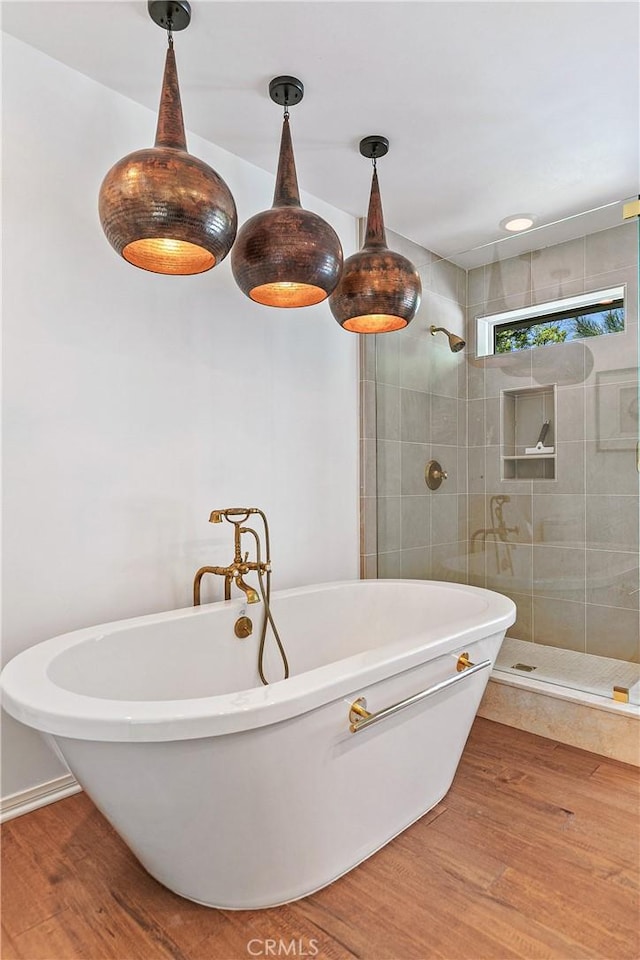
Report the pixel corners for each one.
[496,635,640,701]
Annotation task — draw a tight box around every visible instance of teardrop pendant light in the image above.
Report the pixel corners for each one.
[99,1,237,275]
[330,137,421,333]
[231,76,343,308]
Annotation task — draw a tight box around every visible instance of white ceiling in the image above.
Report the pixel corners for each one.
[3,1,638,266]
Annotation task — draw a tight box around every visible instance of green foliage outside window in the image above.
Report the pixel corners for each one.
[495,308,624,354]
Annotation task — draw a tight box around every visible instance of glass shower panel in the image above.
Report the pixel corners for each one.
[369,203,639,702]
[374,235,469,586]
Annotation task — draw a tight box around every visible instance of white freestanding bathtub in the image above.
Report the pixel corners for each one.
[1,579,515,909]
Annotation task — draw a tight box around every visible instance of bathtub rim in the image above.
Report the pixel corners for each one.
[1,579,515,743]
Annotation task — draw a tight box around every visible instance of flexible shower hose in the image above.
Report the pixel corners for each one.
[242,524,289,685]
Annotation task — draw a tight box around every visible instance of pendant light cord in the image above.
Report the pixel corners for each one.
[166,17,174,49]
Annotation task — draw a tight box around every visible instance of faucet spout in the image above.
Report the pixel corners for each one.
[235,573,260,604]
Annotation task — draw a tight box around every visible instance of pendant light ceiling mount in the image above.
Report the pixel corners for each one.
[147,1,192,32]
[359,136,389,161]
[269,76,304,109]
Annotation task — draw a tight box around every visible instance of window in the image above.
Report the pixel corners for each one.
[475,286,625,358]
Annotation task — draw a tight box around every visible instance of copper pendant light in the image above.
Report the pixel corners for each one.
[231,77,343,308]
[330,137,421,333]
[99,1,237,276]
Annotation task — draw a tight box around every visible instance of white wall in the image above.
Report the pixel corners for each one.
[1,34,360,798]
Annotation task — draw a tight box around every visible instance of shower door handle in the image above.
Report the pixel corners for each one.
[348,658,492,733]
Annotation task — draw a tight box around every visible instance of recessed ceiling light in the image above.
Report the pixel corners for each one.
[501,214,535,232]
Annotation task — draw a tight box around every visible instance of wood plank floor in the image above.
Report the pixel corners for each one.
[2,718,639,960]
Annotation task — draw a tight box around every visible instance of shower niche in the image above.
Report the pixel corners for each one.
[500,384,557,480]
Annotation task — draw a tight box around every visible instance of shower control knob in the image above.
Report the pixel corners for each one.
[425,460,448,490]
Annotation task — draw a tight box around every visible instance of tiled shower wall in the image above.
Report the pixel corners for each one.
[361,220,639,664]
[360,229,468,581]
[467,222,639,662]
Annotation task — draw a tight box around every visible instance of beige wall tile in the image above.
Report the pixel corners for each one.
[556,386,585,441]
[485,543,533,595]
[431,394,458,445]
[375,330,401,386]
[457,399,468,445]
[485,444,535,496]
[360,334,376,381]
[531,237,585,290]
[399,388,429,443]
[586,604,639,662]
[484,352,533,398]
[386,228,433,271]
[487,493,532,543]
[468,266,485,307]
[362,496,377,555]
[398,328,430,392]
[531,278,584,305]
[431,493,459,545]
[585,222,638,275]
[401,546,430,580]
[378,551,402,578]
[504,592,533,642]
[377,496,401,553]
[466,542,486,587]
[586,495,639,552]
[431,258,463,303]
[533,494,585,547]
[585,441,638,495]
[533,441,585,496]
[586,551,639,610]
[485,253,531,304]
[532,597,585,652]
[467,356,486,400]
[376,383,401,440]
[430,443,461,493]
[361,379,376,439]
[457,446,468,492]
[431,542,468,583]
[458,355,468,400]
[468,398,485,447]
[400,441,429,496]
[457,495,468,542]
[400,496,429,550]
[377,439,401,496]
[531,340,586,388]
[427,339,462,400]
[468,495,487,541]
[485,396,501,445]
[468,446,485,494]
[585,379,638,445]
[532,544,586,602]
[361,438,376,497]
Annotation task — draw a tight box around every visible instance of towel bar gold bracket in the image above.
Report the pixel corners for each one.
[348,655,492,733]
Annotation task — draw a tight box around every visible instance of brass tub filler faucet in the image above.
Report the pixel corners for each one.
[193,508,289,684]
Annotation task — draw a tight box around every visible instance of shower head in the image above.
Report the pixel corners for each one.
[429,325,466,353]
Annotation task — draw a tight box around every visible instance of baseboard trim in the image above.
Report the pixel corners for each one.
[1,774,81,823]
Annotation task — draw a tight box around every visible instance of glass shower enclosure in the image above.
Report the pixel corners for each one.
[361,206,639,706]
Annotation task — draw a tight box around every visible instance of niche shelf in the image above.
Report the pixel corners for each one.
[501,384,557,480]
